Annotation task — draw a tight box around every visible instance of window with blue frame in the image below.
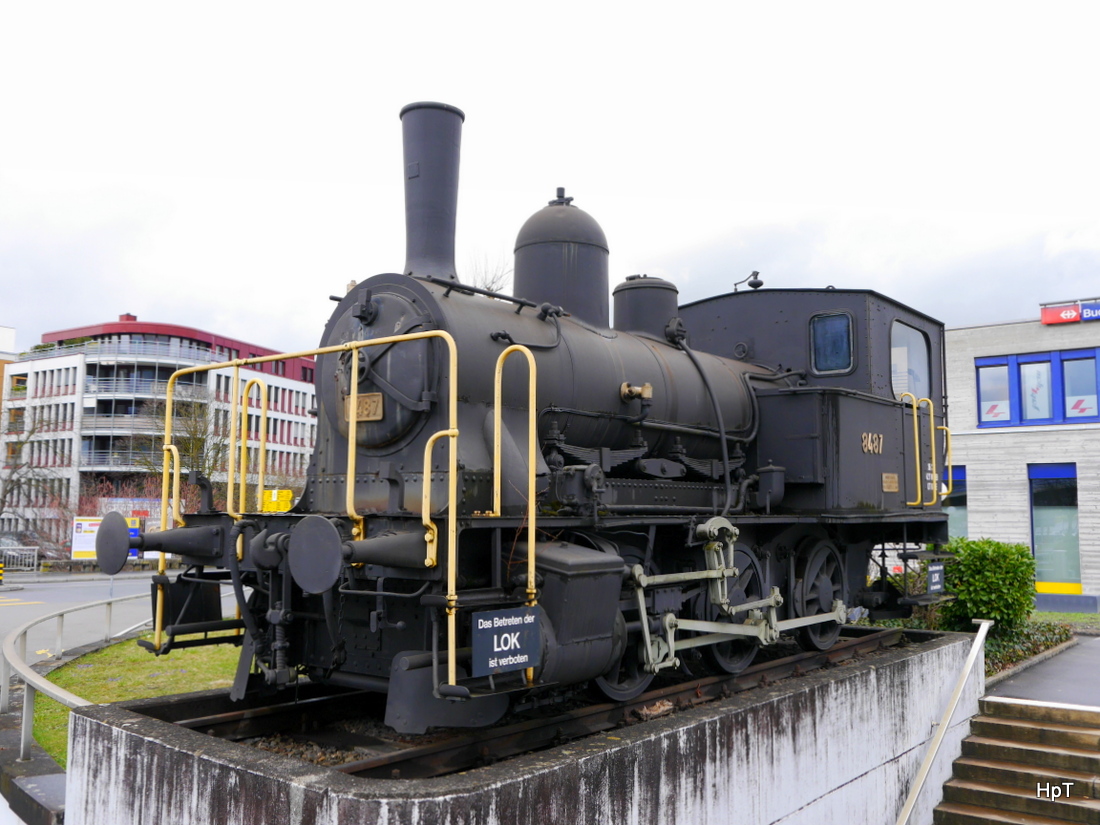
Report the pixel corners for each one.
[1029,463,1081,594]
[975,350,1100,426]
[941,466,967,539]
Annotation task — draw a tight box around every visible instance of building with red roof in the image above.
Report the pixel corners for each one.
[0,315,317,549]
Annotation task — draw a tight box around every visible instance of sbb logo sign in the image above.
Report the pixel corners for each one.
[1041,305,1081,325]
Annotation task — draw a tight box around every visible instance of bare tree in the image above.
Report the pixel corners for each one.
[134,386,230,481]
[464,251,514,294]
[0,407,65,540]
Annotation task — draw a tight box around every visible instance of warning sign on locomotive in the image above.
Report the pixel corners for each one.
[471,606,543,677]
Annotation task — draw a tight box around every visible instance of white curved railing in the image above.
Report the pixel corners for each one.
[0,593,148,760]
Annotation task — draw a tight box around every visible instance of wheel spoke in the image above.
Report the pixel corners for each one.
[694,546,764,675]
[795,539,845,651]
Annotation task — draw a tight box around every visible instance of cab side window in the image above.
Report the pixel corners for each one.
[891,321,930,400]
[810,313,853,374]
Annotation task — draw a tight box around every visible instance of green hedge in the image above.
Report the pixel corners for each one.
[940,537,1036,633]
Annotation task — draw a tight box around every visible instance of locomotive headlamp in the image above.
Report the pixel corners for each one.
[732,270,764,291]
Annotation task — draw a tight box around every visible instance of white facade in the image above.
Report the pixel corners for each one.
[945,315,1100,612]
[1,336,317,544]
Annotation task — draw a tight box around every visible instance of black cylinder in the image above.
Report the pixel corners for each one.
[344,530,425,568]
[400,101,465,281]
[613,274,680,339]
[514,188,609,327]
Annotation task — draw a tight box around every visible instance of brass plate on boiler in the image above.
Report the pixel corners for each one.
[347,393,384,422]
[882,473,899,493]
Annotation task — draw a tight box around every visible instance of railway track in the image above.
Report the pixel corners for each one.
[170,626,907,779]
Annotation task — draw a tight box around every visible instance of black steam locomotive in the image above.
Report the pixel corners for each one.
[97,102,950,733]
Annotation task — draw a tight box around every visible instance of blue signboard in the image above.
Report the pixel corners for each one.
[927,562,945,594]
[1081,302,1100,322]
[128,522,141,557]
[470,606,543,677]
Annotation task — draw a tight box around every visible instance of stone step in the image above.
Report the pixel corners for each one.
[955,757,1100,798]
[935,801,1091,825]
[971,716,1100,751]
[943,778,1100,824]
[964,736,1100,774]
[982,698,1100,731]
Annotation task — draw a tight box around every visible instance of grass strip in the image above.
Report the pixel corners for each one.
[1031,610,1100,630]
[34,632,239,768]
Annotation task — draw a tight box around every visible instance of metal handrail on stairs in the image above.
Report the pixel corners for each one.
[896,618,994,825]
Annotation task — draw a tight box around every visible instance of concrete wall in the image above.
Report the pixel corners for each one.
[945,319,1100,606]
[67,633,979,825]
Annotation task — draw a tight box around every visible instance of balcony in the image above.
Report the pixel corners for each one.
[79,413,170,435]
[84,378,208,398]
[19,340,220,364]
[80,450,159,469]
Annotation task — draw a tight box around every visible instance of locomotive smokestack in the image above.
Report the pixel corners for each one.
[400,101,465,281]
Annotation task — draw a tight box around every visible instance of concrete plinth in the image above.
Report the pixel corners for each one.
[67,632,980,825]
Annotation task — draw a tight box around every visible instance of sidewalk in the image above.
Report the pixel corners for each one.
[986,634,1100,707]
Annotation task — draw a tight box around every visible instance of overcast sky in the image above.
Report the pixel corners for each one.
[2,3,1099,354]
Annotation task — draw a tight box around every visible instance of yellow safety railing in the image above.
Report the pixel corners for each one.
[899,393,950,507]
[236,378,269,515]
[490,345,538,686]
[154,443,183,649]
[151,330,460,653]
[919,398,938,506]
[899,393,923,506]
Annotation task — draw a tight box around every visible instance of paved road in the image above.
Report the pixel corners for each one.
[1,573,239,667]
[987,635,1100,707]
[1,575,151,666]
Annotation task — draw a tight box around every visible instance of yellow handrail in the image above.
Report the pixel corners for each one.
[237,378,269,514]
[224,366,242,520]
[917,397,937,506]
[899,393,942,507]
[938,425,953,497]
[160,330,459,537]
[153,444,182,651]
[157,331,461,675]
[899,393,922,506]
[491,345,538,599]
[491,345,538,686]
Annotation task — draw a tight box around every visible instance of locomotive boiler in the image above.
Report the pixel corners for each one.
[96,102,951,733]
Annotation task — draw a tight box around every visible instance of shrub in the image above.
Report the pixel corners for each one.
[940,537,1036,633]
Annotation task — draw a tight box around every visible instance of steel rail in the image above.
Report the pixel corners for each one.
[164,627,903,779]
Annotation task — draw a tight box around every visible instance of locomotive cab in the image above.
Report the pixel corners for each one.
[681,288,949,525]
[681,289,952,621]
